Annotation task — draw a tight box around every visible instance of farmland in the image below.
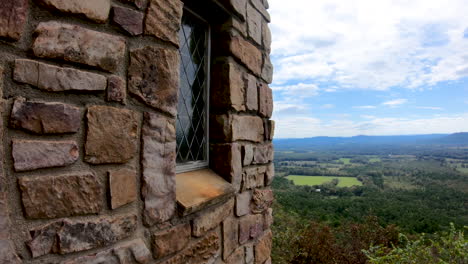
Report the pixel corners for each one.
[286,175,362,187]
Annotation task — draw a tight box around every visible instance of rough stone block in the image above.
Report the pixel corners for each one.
[226,246,244,264]
[246,4,262,45]
[218,0,247,20]
[262,21,272,53]
[128,46,180,116]
[229,36,263,76]
[264,120,275,141]
[242,167,265,191]
[210,143,242,192]
[242,144,254,166]
[160,231,219,264]
[251,0,271,22]
[245,73,258,111]
[258,82,273,118]
[251,189,274,214]
[36,0,110,23]
[18,173,102,219]
[262,57,274,84]
[223,217,239,260]
[255,230,272,264]
[32,22,126,72]
[264,207,273,230]
[144,0,183,46]
[239,214,263,244]
[210,114,233,141]
[0,0,28,40]
[122,0,147,10]
[10,97,81,134]
[265,163,274,186]
[109,168,137,209]
[141,112,176,226]
[152,223,190,258]
[14,59,107,92]
[253,143,273,164]
[62,238,152,264]
[112,6,144,35]
[12,140,79,172]
[232,115,264,142]
[236,191,252,217]
[0,194,21,263]
[245,244,254,264]
[107,75,126,104]
[211,60,246,112]
[193,198,234,237]
[85,106,139,164]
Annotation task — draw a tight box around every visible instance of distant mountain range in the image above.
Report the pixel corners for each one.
[274,132,468,150]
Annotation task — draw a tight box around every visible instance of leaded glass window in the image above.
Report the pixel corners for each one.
[176,9,210,173]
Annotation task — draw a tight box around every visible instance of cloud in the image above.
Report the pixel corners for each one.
[353,105,377,109]
[416,106,444,110]
[382,99,408,107]
[321,104,335,109]
[271,83,320,101]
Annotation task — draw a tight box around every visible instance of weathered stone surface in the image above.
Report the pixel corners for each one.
[28,214,137,257]
[245,73,258,111]
[32,22,126,72]
[264,207,273,230]
[253,144,273,164]
[36,0,110,23]
[0,194,21,263]
[0,66,3,98]
[193,198,234,237]
[109,169,137,209]
[144,0,183,46]
[210,114,232,141]
[226,246,244,264]
[122,0,147,10]
[85,106,138,164]
[211,60,246,112]
[236,191,252,217]
[242,167,264,191]
[229,36,262,75]
[141,112,176,226]
[161,231,220,264]
[14,59,107,92]
[128,46,180,116]
[0,0,27,40]
[263,0,270,9]
[258,83,273,118]
[12,140,79,172]
[242,144,254,166]
[223,217,239,260]
[220,17,247,37]
[246,4,262,45]
[255,231,272,264]
[152,223,190,258]
[262,21,272,53]
[18,173,102,219]
[107,75,126,104]
[264,120,275,141]
[261,57,274,84]
[10,97,81,134]
[210,144,242,192]
[62,238,152,264]
[239,214,263,244]
[218,0,247,20]
[265,163,274,186]
[232,115,264,142]
[251,0,271,22]
[245,244,254,264]
[251,189,274,214]
[113,6,144,35]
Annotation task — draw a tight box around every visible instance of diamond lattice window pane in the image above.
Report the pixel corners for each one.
[176,12,209,165]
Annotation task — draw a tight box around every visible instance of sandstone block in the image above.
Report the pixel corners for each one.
[246,4,262,45]
[152,223,190,258]
[161,231,219,264]
[192,198,234,237]
[245,73,258,111]
[12,140,79,172]
[262,21,272,53]
[245,244,254,264]
[255,231,272,264]
[210,114,233,141]
[36,0,110,23]
[232,115,264,142]
[0,0,27,40]
[32,22,126,72]
[113,6,144,35]
[251,0,271,22]
[242,167,264,191]
[265,163,274,186]
[85,106,138,164]
[122,0,147,10]
[107,75,126,104]
[264,207,273,230]
[10,97,81,134]
[262,57,274,84]
[128,46,180,116]
[258,83,273,117]
[264,120,275,141]
[141,112,176,226]
[229,36,262,75]
[242,144,254,166]
[18,173,102,219]
[218,0,247,20]
[253,143,273,164]
[211,60,246,112]
[14,59,107,92]
[236,191,252,217]
[144,0,183,46]
[62,238,152,264]
[109,168,137,209]
[239,214,263,244]
[223,217,239,260]
[226,247,244,264]
[251,189,274,214]
[210,144,242,192]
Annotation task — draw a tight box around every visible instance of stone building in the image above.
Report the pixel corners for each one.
[0,0,274,263]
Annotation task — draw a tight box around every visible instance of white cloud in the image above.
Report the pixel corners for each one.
[382,98,408,107]
[416,106,444,110]
[271,83,319,101]
[353,105,377,109]
[321,104,335,109]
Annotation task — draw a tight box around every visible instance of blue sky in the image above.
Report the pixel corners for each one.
[268,0,468,138]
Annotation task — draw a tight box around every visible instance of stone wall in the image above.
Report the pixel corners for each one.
[0,0,274,263]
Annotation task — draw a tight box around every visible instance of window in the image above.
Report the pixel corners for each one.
[176,8,211,173]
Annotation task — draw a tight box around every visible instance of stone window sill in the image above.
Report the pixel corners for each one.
[176,168,235,216]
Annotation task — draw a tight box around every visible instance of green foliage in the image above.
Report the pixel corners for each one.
[286,175,363,187]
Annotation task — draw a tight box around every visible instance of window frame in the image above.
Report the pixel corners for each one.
[176,7,212,174]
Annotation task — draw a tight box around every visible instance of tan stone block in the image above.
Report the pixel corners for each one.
[264,120,275,141]
[251,0,271,22]
[210,143,242,192]
[239,214,263,244]
[226,246,245,264]
[218,0,247,20]
[229,36,263,76]
[242,167,264,191]
[242,144,254,166]
[245,244,254,264]
[85,106,139,164]
[0,0,27,40]
[192,198,234,237]
[144,0,183,46]
[12,140,79,172]
[211,60,246,112]
[36,0,110,23]
[253,143,273,165]
[255,231,272,264]
[232,115,264,142]
[112,6,144,36]
[245,73,258,111]
[265,163,274,186]
[262,21,272,53]
[251,189,274,214]
[152,223,191,258]
[107,75,126,104]
[10,97,81,134]
[263,207,273,230]
[258,82,273,118]
[18,173,102,219]
[261,56,274,84]
[128,46,180,116]
[109,169,137,209]
[32,22,126,72]
[160,231,220,264]
[223,217,239,260]
[247,4,262,45]
[236,191,252,217]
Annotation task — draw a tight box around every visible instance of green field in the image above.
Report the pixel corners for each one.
[339,158,351,164]
[369,157,381,162]
[286,175,363,187]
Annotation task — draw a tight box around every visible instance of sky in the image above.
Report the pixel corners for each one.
[268,0,468,138]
